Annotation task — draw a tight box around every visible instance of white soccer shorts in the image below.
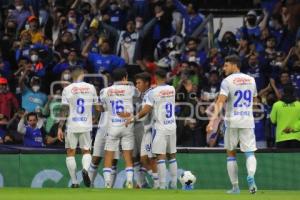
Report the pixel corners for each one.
[151,129,177,155]
[105,125,134,151]
[65,131,91,150]
[93,127,120,159]
[140,130,154,158]
[224,128,257,152]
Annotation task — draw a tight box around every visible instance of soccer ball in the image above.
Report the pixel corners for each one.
[179,171,196,190]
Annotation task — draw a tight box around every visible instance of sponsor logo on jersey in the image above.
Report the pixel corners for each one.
[71,87,90,94]
[159,90,175,97]
[108,89,126,96]
[233,77,252,85]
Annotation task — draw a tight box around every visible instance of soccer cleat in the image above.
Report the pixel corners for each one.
[247,176,257,194]
[226,187,240,194]
[126,181,133,189]
[104,182,111,189]
[71,184,80,188]
[182,184,193,190]
[82,169,91,187]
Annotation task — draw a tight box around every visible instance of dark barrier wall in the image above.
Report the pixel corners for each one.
[0,146,300,189]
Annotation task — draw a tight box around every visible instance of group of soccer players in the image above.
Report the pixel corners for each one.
[57,67,177,189]
[57,54,258,194]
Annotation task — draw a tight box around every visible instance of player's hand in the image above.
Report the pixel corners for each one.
[124,117,134,127]
[117,112,131,118]
[206,121,214,134]
[57,128,64,142]
[283,127,294,134]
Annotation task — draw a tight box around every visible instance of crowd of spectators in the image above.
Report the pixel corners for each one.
[0,0,300,148]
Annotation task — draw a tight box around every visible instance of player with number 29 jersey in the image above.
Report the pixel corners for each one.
[61,82,98,133]
[220,73,257,128]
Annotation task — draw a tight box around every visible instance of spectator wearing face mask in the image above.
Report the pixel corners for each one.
[243,53,268,92]
[236,9,269,44]
[18,75,47,112]
[17,112,46,147]
[52,49,83,75]
[25,15,44,44]
[9,0,31,32]
[0,77,19,120]
[27,48,46,77]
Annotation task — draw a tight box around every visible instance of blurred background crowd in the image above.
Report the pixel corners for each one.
[0,0,300,148]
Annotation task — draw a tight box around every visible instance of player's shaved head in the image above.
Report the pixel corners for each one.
[112,68,128,82]
[224,55,241,69]
[72,67,85,81]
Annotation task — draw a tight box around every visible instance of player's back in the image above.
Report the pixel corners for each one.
[147,84,176,132]
[100,84,137,127]
[220,72,257,128]
[62,82,98,133]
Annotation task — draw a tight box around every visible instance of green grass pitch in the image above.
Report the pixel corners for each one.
[0,188,299,200]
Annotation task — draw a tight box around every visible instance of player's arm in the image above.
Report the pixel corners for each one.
[125,104,153,126]
[57,104,69,142]
[206,79,229,133]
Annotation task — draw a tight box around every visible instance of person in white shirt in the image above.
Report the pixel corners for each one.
[57,68,99,188]
[206,55,258,194]
[100,68,138,189]
[123,69,177,189]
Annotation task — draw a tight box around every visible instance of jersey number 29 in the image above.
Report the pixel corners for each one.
[233,90,252,107]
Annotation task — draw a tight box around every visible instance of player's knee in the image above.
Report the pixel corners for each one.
[226,150,236,157]
[81,149,90,154]
[66,149,76,156]
[167,153,176,160]
[92,156,101,165]
[244,151,255,158]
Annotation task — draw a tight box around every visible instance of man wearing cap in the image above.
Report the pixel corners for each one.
[26,15,44,44]
[0,77,19,120]
[18,71,47,112]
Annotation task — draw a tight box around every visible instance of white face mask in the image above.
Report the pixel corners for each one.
[135,21,143,29]
[32,85,40,92]
[16,6,23,11]
[63,73,71,80]
[188,56,196,62]
[110,4,118,11]
[69,61,76,66]
[31,55,38,62]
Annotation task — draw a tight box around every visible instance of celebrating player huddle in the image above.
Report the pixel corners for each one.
[58,54,259,194]
[57,67,177,189]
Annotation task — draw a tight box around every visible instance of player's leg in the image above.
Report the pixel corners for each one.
[133,122,144,188]
[79,132,92,187]
[167,134,177,189]
[149,157,159,189]
[121,129,135,188]
[88,129,106,187]
[239,128,257,194]
[224,128,240,194]
[110,158,118,187]
[139,131,152,188]
[103,134,119,188]
[65,132,79,188]
[152,130,167,189]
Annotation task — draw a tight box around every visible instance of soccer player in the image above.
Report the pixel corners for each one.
[57,68,99,188]
[206,55,258,194]
[100,68,138,188]
[87,110,119,188]
[134,72,159,188]
[124,69,177,189]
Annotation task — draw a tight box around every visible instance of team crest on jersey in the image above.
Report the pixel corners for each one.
[233,77,252,85]
[71,87,90,94]
[108,88,126,96]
